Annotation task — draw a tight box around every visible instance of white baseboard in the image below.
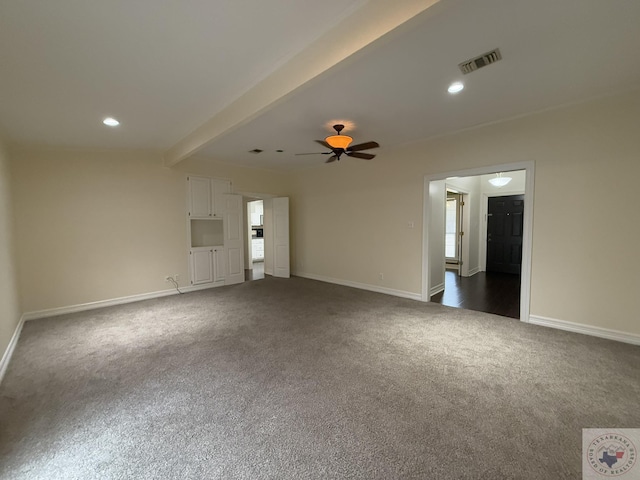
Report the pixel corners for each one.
[0,314,25,385]
[22,282,223,321]
[529,315,640,346]
[467,267,480,276]
[296,272,422,301]
[430,282,445,297]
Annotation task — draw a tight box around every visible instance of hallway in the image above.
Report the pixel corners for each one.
[431,270,521,319]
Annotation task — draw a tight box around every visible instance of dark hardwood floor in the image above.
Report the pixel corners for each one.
[245,261,265,281]
[431,270,521,319]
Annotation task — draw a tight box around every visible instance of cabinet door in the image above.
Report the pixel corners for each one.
[213,247,225,282]
[211,179,231,218]
[190,249,213,284]
[189,176,212,218]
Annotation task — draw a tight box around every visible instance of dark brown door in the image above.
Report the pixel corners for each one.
[487,195,524,274]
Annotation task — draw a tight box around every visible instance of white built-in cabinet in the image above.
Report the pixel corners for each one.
[189,176,231,218]
[213,247,225,283]
[187,176,233,287]
[190,246,225,285]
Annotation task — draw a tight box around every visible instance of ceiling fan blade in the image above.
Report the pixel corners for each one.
[315,140,333,150]
[347,141,379,152]
[346,151,375,160]
[295,152,331,156]
[325,155,338,163]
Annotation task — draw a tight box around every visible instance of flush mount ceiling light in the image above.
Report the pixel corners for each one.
[447,81,464,94]
[324,124,353,149]
[103,117,120,127]
[488,172,512,187]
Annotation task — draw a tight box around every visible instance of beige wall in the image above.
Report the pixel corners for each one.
[10,148,290,313]
[173,155,292,197]
[0,138,21,359]
[6,90,640,339]
[291,89,640,336]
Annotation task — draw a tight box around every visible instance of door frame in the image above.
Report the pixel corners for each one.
[444,191,462,263]
[246,199,264,270]
[237,191,275,273]
[422,161,535,323]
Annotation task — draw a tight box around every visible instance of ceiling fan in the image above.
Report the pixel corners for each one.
[296,124,380,163]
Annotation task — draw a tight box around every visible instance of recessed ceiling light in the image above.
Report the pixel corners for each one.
[103,117,120,127]
[447,82,464,94]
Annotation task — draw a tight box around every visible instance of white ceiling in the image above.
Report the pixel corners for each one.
[0,0,365,149]
[2,0,640,170]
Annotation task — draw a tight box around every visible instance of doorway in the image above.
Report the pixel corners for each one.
[240,193,291,281]
[422,163,534,322]
[445,191,463,274]
[246,199,265,281]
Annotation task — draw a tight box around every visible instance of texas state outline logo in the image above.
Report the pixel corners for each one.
[583,429,638,478]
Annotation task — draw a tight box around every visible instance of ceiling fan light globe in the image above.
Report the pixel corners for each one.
[325,134,352,149]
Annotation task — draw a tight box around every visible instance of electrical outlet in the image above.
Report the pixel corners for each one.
[379,273,384,280]
[174,274,179,282]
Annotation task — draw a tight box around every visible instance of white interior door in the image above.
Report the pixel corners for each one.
[272,197,290,278]
[263,199,273,275]
[245,201,253,270]
[223,194,245,285]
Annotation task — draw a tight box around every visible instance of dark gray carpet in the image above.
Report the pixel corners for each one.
[1,276,639,479]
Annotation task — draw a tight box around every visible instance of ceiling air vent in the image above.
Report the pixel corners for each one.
[458,48,502,75]
[249,149,263,154]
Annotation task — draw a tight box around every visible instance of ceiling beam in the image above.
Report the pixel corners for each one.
[164,0,441,167]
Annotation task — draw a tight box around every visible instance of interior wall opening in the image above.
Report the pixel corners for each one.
[424,166,533,321]
[245,198,264,281]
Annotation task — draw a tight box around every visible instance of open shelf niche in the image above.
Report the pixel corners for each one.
[190,219,224,247]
